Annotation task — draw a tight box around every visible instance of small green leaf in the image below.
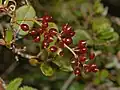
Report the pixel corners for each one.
[72,30,92,45]
[100,69,109,80]
[40,63,54,76]
[13,5,36,36]
[69,82,85,90]
[48,22,59,31]
[19,86,37,90]
[93,0,104,14]
[91,17,111,31]
[93,77,101,85]
[5,30,13,44]
[52,50,73,72]
[0,0,2,5]
[6,78,23,90]
[110,32,119,42]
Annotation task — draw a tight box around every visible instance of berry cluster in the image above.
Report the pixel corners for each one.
[20,14,98,76]
[72,40,98,76]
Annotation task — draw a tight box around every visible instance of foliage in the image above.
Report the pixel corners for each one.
[0,0,120,90]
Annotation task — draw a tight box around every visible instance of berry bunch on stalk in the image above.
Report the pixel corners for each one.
[20,14,98,76]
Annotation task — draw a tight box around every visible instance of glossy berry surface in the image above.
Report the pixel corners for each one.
[42,15,52,22]
[37,28,44,34]
[34,36,40,42]
[50,46,58,52]
[29,30,37,36]
[78,40,86,48]
[42,40,49,49]
[74,67,81,76]
[49,28,57,35]
[21,24,29,31]
[69,31,75,37]
[79,55,86,62]
[62,38,72,45]
[89,52,95,60]
[42,21,48,28]
[80,47,87,54]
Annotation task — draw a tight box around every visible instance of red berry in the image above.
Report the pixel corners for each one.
[50,46,58,52]
[44,32,50,39]
[42,15,52,22]
[49,28,57,35]
[62,24,68,31]
[37,28,44,34]
[42,40,49,49]
[69,31,75,37]
[79,55,86,62]
[80,47,87,54]
[59,41,65,48]
[83,64,89,70]
[74,67,81,76]
[59,51,64,56]
[62,37,72,45]
[42,21,48,28]
[20,24,29,31]
[89,52,95,60]
[92,68,99,72]
[78,40,86,48]
[47,36,53,43]
[63,26,72,35]
[29,30,37,36]
[90,64,97,70]
[34,36,40,42]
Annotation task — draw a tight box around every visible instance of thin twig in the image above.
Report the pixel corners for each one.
[1,61,18,79]
[61,73,76,90]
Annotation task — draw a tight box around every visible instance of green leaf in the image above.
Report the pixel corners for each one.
[100,69,109,80]
[5,30,13,44]
[93,0,104,14]
[72,30,92,45]
[6,78,23,90]
[52,50,73,72]
[110,32,119,42]
[19,86,37,90]
[48,22,59,31]
[69,82,85,90]
[0,0,2,5]
[13,5,36,36]
[93,77,101,85]
[91,17,111,31]
[40,63,54,76]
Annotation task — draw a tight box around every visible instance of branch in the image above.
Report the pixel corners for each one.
[60,73,76,90]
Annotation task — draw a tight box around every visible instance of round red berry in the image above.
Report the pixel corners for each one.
[78,40,86,48]
[20,24,29,31]
[49,28,57,35]
[50,46,58,52]
[69,31,75,37]
[29,30,37,36]
[62,24,68,31]
[34,36,40,42]
[37,28,44,34]
[42,21,48,28]
[80,47,87,54]
[92,68,99,72]
[59,51,64,56]
[44,32,50,39]
[74,67,81,76]
[62,37,72,45]
[42,15,52,22]
[89,52,95,60]
[79,55,86,62]
[42,40,49,49]
[59,41,65,48]
[47,36,53,43]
